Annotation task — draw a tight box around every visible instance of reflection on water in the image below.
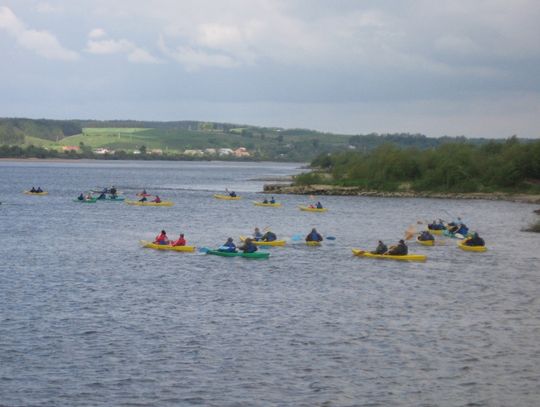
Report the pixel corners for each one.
[0,160,539,406]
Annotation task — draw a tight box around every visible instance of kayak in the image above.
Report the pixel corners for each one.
[73,198,97,203]
[443,230,466,239]
[125,200,174,206]
[239,236,286,246]
[253,201,281,207]
[416,236,435,246]
[457,242,487,252]
[352,249,427,262]
[427,229,445,235]
[305,241,322,246]
[99,196,125,202]
[140,240,196,252]
[298,206,327,212]
[214,194,241,200]
[24,191,48,195]
[206,249,270,259]
[136,193,152,197]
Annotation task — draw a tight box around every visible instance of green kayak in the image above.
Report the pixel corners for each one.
[73,198,97,203]
[206,249,270,259]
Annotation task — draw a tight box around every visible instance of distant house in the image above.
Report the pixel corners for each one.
[62,146,80,152]
[204,148,217,155]
[184,149,204,156]
[218,148,234,156]
[150,149,163,155]
[94,147,113,155]
[234,147,250,157]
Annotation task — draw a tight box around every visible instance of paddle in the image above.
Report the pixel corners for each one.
[198,247,210,253]
[404,224,417,240]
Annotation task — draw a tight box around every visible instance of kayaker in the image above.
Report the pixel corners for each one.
[154,230,169,245]
[418,231,435,241]
[261,230,277,242]
[316,201,323,209]
[30,186,37,193]
[152,195,162,203]
[455,223,469,236]
[428,220,445,230]
[371,240,388,255]
[110,186,117,195]
[270,197,276,204]
[463,232,485,247]
[238,237,258,253]
[36,187,43,193]
[253,227,263,241]
[77,193,84,201]
[229,191,237,197]
[263,198,269,204]
[139,196,147,202]
[171,234,186,246]
[306,228,323,242]
[85,193,93,200]
[219,237,237,252]
[385,240,408,256]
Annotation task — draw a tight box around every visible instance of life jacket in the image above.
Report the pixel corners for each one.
[172,237,186,246]
[155,233,168,244]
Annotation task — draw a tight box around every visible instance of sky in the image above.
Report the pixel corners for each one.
[0,0,539,138]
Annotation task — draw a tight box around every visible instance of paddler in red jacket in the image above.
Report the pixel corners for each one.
[171,234,186,246]
[154,230,169,245]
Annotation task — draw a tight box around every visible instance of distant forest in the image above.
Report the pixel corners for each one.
[0,117,535,162]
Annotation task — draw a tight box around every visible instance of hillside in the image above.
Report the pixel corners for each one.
[0,117,516,161]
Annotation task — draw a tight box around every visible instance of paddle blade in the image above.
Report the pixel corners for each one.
[198,247,210,253]
[291,234,303,241]
[326,236,336,240]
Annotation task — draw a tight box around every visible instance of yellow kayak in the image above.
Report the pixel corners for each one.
[214,194,241,200]
[428,229,444,235]
[24,191,48,195]
[305,241,322,246]
[125,200,174,207]
[416,236,435,246]
[140,240,196,252]
[298,206,327,212]
[457,242,487,252]
[239,236,286,246]
[253,201,281,207]
[352,249,427,262]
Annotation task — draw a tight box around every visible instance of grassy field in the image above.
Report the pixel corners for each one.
[19,125,351,160]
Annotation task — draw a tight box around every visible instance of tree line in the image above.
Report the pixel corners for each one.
[295,137,540,193]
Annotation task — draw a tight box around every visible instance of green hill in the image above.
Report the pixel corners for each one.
[0,117,523,161]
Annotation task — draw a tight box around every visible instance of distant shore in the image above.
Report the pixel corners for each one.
[263,183,540,204]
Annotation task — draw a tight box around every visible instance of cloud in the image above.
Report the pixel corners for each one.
[86,30,161,64]
[88,28,106,39]
[158,36,238,71]
[0,6,78,60]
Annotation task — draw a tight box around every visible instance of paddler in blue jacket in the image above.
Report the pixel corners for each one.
[219,237,237,252]
[305,228,323,242]
[238,237,258,253]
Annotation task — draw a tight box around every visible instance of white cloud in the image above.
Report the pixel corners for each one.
[88,28,106,39]
[0,6,78,61]
[86,32,161,64]
[158,36,237,71]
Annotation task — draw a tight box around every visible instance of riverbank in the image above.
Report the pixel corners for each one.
[263,183,540,204]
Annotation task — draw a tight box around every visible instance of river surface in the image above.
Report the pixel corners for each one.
[0,160,539,407]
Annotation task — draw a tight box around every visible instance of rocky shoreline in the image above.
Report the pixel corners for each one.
[263,183,540,204]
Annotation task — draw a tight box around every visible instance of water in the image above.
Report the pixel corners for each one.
[1,160,539,406]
